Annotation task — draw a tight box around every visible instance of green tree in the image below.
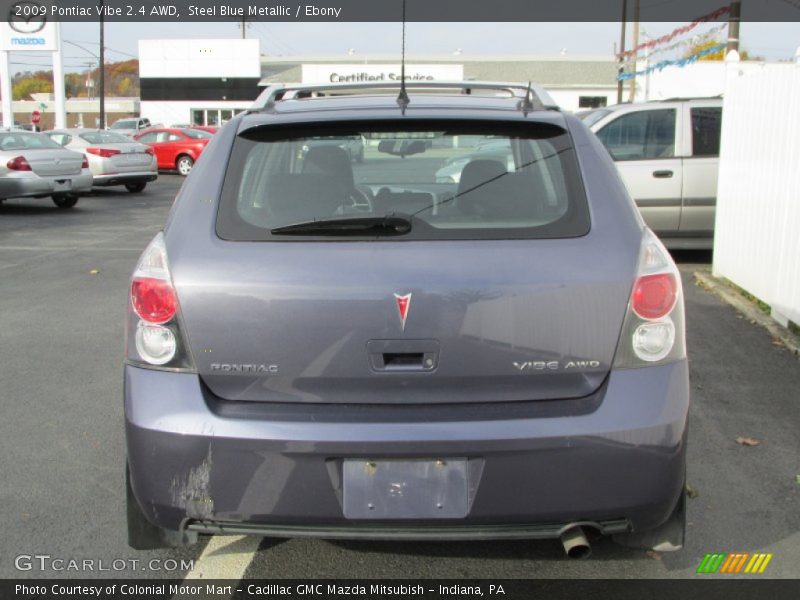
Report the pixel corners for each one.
[13,78,53,100]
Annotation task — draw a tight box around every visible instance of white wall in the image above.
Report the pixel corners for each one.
[139,100,251,128]
[138,39,260,78]
[713,51,800,327]
[633,59,773,102]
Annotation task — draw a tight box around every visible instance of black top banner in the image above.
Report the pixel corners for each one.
[0,0,798,22]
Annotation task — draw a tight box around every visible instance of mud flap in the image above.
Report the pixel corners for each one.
[612,489,686,552]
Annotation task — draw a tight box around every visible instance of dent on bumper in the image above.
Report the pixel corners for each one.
[125,361,689,536]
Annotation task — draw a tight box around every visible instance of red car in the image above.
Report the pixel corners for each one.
[189,125,218,134]
[133,128,212,176]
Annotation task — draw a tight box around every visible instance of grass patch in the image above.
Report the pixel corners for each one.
[789,321,800,336]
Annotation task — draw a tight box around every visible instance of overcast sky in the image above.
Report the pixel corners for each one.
[9,21,800,74]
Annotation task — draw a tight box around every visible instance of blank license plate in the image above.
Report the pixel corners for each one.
[53,180,71,192]
[343,458,468,519]
[117,154,148,165]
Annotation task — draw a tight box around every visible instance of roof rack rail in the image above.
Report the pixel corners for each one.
[647,95,724,102]
[250,81,560,112]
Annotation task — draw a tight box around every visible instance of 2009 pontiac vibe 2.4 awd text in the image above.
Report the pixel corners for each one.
[124,81,688,558]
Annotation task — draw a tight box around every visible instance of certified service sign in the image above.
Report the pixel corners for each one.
[1,2,57,52]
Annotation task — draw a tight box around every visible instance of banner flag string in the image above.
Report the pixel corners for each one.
[616,5,730,60]
[617,43,727,80]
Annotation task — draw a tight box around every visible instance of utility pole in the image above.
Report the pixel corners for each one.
[99,0,105,128]
[629,0,640,102]
[726,0,741,54]
[617,0,628,104]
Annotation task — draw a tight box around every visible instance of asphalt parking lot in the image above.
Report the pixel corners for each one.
[0,176,798,580]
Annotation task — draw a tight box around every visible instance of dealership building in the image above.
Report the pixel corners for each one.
[137,39,620,126]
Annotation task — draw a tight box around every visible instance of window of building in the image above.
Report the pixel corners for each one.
[191,108,246,126]
[578,96,608,109]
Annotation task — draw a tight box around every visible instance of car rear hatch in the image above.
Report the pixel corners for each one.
[171,118,635,404]
[106,144,154,172]
[25,149,82,177]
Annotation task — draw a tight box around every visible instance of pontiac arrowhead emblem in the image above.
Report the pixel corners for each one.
[394,293,412,331]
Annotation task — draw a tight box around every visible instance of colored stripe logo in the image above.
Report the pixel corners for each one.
[697,552,773,574]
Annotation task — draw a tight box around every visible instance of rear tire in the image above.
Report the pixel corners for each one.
[125,182,147,193]
[176,155,194,176]
[126,463,197,550]
[52,193,79,208]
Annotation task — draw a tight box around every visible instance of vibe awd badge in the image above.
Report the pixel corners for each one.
[513,359,601,371]
[394,292,411,331]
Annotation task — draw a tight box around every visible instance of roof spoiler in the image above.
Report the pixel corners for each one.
[250,81,560,113]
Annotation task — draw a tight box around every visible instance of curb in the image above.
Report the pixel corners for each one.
[694,270,800,359]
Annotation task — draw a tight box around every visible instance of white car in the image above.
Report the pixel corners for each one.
[580,98,722,249]
[108,117,153,138]
[47,129,158,193]
[0,131,92,208]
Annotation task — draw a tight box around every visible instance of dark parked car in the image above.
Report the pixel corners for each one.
[125,82,689,557]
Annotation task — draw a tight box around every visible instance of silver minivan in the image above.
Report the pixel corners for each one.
[581,98,722,249]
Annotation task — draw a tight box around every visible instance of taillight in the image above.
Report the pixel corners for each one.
[125,233,195,370]
[7,156,31,171]
[81,156,89,169]
[631,273,678,320]
[614,229,686,367]
[131,277,176,324]
[86,147,121,158]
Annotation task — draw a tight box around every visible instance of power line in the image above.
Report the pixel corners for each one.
[62,39,137,58]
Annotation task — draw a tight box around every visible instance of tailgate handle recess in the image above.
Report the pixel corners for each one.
[382,352,424,369]
[367,339,439,372]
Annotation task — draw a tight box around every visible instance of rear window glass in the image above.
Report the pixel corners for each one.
[216,121,589,241]
[110,120,137,130]
[182,128,213,139]
[0,132,63,150]
[80,131,131,144]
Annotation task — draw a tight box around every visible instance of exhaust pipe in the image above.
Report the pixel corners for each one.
[560,526,591,559]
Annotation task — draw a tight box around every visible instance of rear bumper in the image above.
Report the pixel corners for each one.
[125,360,689,538]
[92,172,158,187]
[0,172,93,198]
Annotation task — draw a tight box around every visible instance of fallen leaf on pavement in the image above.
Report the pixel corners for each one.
[795,475,800,485]
[89,269,100,275]
[736,436,760,447]
[771,339,785,347]
[686,484,699,499]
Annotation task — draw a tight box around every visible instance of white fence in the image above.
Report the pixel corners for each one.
[713,50,800,328]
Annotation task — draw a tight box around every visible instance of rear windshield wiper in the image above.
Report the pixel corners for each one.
[270,215,412,236]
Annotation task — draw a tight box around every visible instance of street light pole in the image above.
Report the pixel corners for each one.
[617,0,628,104]
[99,0,105,128]
[727,0,741,54]
[629,0,640,102]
